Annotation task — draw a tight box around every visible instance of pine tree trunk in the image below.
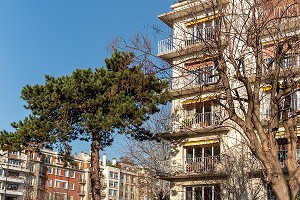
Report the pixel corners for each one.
[90,132,101,200]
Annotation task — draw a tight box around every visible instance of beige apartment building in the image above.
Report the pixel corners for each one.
[155,0,300,199]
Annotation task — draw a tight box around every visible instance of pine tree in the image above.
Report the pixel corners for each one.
[0,49,170,200]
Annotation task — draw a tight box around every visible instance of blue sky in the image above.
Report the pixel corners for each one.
[0,0,173,161]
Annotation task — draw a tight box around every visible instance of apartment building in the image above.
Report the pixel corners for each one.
[0,151,29,200]
[155,0,300,199]
[28,150,90,200]
[0,149,156,200]
[101,155,156,200]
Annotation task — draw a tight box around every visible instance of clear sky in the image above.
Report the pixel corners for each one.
[0,0,173,161]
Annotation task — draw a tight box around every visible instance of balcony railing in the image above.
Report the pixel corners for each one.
[185,26,217,46]
[174,112,222,132]
[78,190,85,195]
[78,179,86,184]
[155,151,300,178]
[158,26,218,55]
[278,149,300,167]
[170,75,217,91]
[158,38,174,54]
[155,156,222,177]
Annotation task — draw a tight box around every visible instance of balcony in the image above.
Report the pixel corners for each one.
[158,26,218,58]
[78,190,85,196]
[8,154,21,160]
[0,176,24,184]
[170,74,218,92]
[173,111,222,132]
[0,188,23,196]
[155,156,223,179]
[278,149,300,168]
[78,179,86,184]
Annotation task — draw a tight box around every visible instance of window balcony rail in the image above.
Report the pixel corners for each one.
[155,156,222,177]
[278,149,300,167]
[78,190,85,195]
[158,38,174,54]
[185,26,218,46]
[78,179,86,184]
[262,108,300,122]
[158,26,219,55]
[170,75,218,90]
[185,156,221,173]
[174,112,222,131]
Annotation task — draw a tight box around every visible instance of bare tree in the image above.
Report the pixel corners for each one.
[119,107,171,199]
[112,0,300,199]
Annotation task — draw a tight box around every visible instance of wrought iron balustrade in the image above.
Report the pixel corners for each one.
[155,156,222,177]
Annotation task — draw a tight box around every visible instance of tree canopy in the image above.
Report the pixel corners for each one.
[0,49,171,199]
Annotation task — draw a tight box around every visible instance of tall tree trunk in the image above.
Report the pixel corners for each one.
[272,176,292,200]
[90,132,101,200]
[266,162,293,200]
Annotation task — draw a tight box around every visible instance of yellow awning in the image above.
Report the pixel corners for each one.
[182,96,214,105]
[262,84,284,92]
[185,15,218,27]
[183,139,219,146]
[262,85,272,92]
[275,129,300,137]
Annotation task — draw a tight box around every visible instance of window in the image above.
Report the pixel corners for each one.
[185,19,218,46]
[28,176,34,186]
[185,145,220,173]
[0,169,4,176]
[55,180,60,188]
[290,91,300,115]
[109,171,114,178]
[70,183,75,190]
[70,170,75,178]
[126,175,129,182]
[56,156,61,163]
[30,153,34,160]
[262,93,271,119]
[29,164,35,172]
[47,180,52,187]
[62,182,68,189]
[182,101,221,129]
[109,189,113,196]
[7,184,18,190]
[114,181,118,188]
[109,180,114,188]
[56,168,61,176]
[185,185,220,200]
[281,56,293,69]
[48,167,53,174]
[114,172,118,179]
[63,169,69,177]
[8,159,21,166]
[44,155,52,164]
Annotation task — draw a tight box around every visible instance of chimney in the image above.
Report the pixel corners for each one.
[103,154,107,167]
[112,158,117,166]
